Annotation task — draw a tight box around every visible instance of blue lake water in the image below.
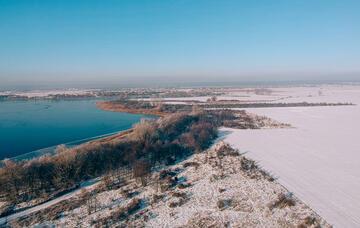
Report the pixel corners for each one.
[0,99,147,160]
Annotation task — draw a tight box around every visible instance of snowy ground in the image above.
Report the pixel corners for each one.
[221,85,360,227]
[17,142,329,227]
[146,143,329,228]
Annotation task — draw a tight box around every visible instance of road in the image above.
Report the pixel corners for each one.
[0,178,99,226]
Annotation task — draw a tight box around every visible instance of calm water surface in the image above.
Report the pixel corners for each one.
[0,99,147,159]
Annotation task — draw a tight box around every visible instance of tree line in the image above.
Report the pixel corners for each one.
[0,111,220,205]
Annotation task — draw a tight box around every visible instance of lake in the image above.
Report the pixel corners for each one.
[0,99,147,160]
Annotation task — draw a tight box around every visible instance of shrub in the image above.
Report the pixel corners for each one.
[217,198,233,210]
[269,193,296,210]
[150,194,164,205]
[297,216,321,228]
[177,182,192,189]
[240,157,258,172]
[126,198,142,214]
[111,207,127,221]
[159,169,177,180]
[168,197,185,208]
[171,191,187,198]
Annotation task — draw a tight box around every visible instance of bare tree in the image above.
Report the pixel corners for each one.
[87,191,99,214]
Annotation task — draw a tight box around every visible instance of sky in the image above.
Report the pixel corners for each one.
[0,0,359,88]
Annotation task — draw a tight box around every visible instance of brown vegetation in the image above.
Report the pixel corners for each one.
[97,100,167,117]
[185,212,228,227]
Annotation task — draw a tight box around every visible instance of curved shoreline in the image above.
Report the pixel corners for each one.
[4,101,158,163]
[0,99,148,161]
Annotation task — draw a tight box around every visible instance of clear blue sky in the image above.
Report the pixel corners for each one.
[0,0,359,88]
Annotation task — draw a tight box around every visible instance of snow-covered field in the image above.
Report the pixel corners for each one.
[221,85,360,227]
[139,94,283,103]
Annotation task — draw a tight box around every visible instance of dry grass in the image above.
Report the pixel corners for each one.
[184,212,228,228]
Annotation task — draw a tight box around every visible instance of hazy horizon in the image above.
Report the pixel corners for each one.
[2,78,360,91]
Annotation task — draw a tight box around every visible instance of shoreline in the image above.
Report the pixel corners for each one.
[5,129,134,163]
